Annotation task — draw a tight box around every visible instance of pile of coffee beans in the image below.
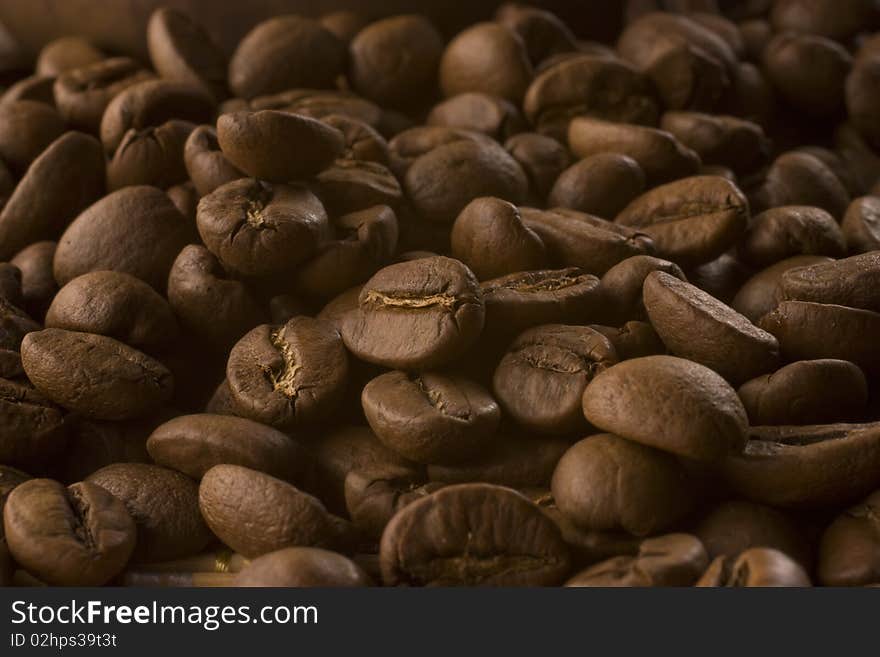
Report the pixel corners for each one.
[2,0,880,588]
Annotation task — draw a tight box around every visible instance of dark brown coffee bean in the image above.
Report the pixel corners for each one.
[226,317,347,431]
[771,0,878,41]
[0,132,105,261]
[568,118,700,187]
[589,321,667,360]
[659,111,769,174]
[583,355,748,461]
[0,378,66,470]
[197,178,329,277]
[566,533,708,587]
[166,182,198,223]
[388,125,483,175]
[818,488,880,586]
[21,329,173,420]
[2,75,56,107]
[3,479,135,585]
[495,4,578,65]
[362,371,499,464]
[695,500,810,566]
[53,57,154,133]
[780,252,880,312]
[601,255,686,323]
[739,206,846,267]
[722,422,880,509]
[548,153,646,219]
[147,413,306,482]
[87,462,211,563]
[427,93,526,141]
[46,271,179,349]
[54,185,193,292]
[738,359,867,426]
[552,434,693,536]
[228,15,346,99]
[36,36,104,77]
[380,483,570,586]
[320,114,389,164]
[349,15,444,109]
[100,79,214,154]
[342,256,484,370]
[0,290,37,371]
[847,57,880,150]
[450,197,546,280]
[320,10,367,43]
[842,196,880,253]
[0,100,66,174]
[107,120,194,191]
[644,271,779,384]
[217,110,344,183]
[504,132,571,200]
[184,125,243,197]
[758,301,880,375]
[146,7,228,102]
[494,324,617,435]
[753,152,851,218]
[0,466,30,537]
[796,146,863,198]
[167,244,267,352]
[250,89,383,128]
[730,255,832,323]
[312,159,402,216]
[696,547,811,586]
[524,55,659,140]
[199,464,349,558]
[439,23,533,104]
[616,175,749,268]
[236,547,371,587]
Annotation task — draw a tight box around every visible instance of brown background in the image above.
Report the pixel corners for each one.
[0,1,624,60]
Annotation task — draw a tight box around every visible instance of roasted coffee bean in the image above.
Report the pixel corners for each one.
[320,10,367,43]
[199,464,350,558]
[616,176,749,268]
[0,100,66,174]
[341,256,484,370]
[197,178,330,277]
[87,463,211,563]
[54,185,193,292]
[312,159,403,216]
[226,317,347,431]
[739,206,846,267]
[495,4,578,65]
[818,489,880,586]
[146,7,228,102]
[721,422,880,509]
[183,125,242,197]
[217,110,345,183]
[730,255,832,323]
[589,321,666,360]
[779,252,880,312]
[0,378,66,470]
[0,466,30,537]
[565,533,708,587]
[106,120,194,191]
[738,360,868,426]
[53,57,154,133]
[696,547,811,586]
[695,500,810,566]
[548,153,646,219]
[236,547,371,587]
[771,0,878,41]
[167,244,267,352]
[146,413,306,482]
[583,355,748,461]
[46,271,179,349]
[3,479,135,585]
[21,329,173,420]
[427,93,526,141]
[228,15,346,99]
[552,435,693,536]
[36,36,104,77]
[320,114,389,164]
[643,271,779,384]
[601,255,686,323]
[450,197,546,280]
[379,483,570,586]
[659,111,769,174]
[848,57,880,150]
[759,301,880,375]
[362,371,499,464]
[842,196,880,253]
[166,182,198,223]
[752,152,851,218]
[250,89,383,128]
[494,325,617,435]
[2,75,56,107]
[568,117,700,186]
[0,131,105,261]
[504,132,571,200]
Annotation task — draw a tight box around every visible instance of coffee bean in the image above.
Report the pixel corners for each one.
[583,355,748,461]
[379,483,570,586]
[166,182,198,223]
[46,271,179,349]
[753,152,851,218]
[730,255,832,323]
[21,328,173,420]
[320,114,389,164]
[589,321,667,360]
[87,463,211,563]
[601,255,686,323]
[739,206,846,267]
[342,256,484,369]
[226,317,348,430]
[36,36,104,77]
[780,252,880,312]
[504,132,571,200]
[847,57,880,151]
[771,0,877,41]
[3,479,135,585]
[236,547,371,587]
[659,111,769,174]
[0,378,66,470]
[696,547,811,586]
[320,11,367,44]
[0,100,66,174]
[818,488,880,586]
[721,422,880,509]
[549,153,646,219]
[183,125,243,197]
[495,5,578,65]
[312,159,402,216]
[427,93,526,141]
[552,434,693,536]
[107,119,194,191]
[842,196,880,253]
